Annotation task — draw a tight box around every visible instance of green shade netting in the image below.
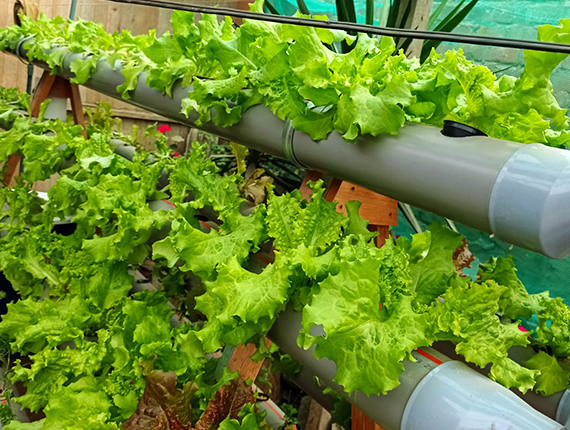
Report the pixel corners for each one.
[392,207,570,302]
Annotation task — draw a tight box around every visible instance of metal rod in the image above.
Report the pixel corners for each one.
[106,0,570,54]
[69,0,78,20]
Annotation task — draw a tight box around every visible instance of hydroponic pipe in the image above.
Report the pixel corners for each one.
[268,307,565,430]
[10,42,570,259]
[431,341,570,422]
[29,167,566,430]
[146,201,569,429]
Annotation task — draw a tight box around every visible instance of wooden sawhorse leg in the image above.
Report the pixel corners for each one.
[3,71,86,186]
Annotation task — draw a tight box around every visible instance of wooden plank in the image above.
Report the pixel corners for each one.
[297,173,393,430]
[104,0,122,33]
[299,173,397,227]
[374,225,391,248]
[323,177,342,203]
[12,75,84,189]
[32,174,59,193]
[298,170,324,200]
[3,55,25,94]
[69,82,88,138]
[4,70,56,186]
[351,405,384,430]
[4,0,35,92]
[156,7,172,36]
[349,194,391,430]
[333,182,398,227]
[50,0,69,21]
[30,71,56,117]
[406,0,435,58]
[228,339,272,382]
[3,155,21,187]
[49,75,72,98]
[305,398,330,430]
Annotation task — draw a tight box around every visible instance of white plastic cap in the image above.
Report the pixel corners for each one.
[489,144,570,259]
[401,361,564,430]
[556,389,570,428]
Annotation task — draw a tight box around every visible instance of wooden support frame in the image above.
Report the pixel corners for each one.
[228,339,272,382]
[400,0,435,58]
[228,170,397,430]
[301,172,395,430]
[3,70,86,187]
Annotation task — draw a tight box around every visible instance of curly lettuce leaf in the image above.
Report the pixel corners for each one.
[0,296,91,355]
[10,332,109,412]
[196,256,292,352]
[301,237,429,395]
[267,180,346,255]
[42,377,119,430]
[478,256,549,320]
[430,278,536,393]
[396,222,463,306]
[153,208,267,280]
[523,351,570,396]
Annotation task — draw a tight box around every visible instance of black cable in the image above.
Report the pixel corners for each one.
[106,0,570,54]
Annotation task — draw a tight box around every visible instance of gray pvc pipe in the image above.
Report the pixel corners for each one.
[42,97,67,122]
[268,307,564,430]
[22,142,564,429]
[12,41,570,258]
[267,307,449,430]
[432,341,566,422]
[293,124,521,233]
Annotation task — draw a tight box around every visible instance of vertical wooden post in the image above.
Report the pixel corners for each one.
[30,72,57,117]
[350,220,390,429]
[352,405,385,430]
[405,0,435,59]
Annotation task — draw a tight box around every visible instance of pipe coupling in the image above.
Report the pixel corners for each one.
[281,118,305,168]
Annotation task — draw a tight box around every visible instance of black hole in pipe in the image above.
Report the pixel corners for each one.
[442,120,487,138]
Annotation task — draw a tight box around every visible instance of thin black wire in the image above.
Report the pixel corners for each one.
[106,0,570,54]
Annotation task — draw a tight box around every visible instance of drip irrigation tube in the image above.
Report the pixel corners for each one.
[107,0,570,55]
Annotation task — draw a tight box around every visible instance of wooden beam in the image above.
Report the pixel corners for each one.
[69,83,87,138]
[352,405,384,430]
[350,224,390,430]
[3,155,21,187]
[230,171,396,430]
[30,71,56,117]
[4,71,56,186]
[333,182,397,226]
[305,398,329,430]
[298,171,395,430]
[298,170,326,200]
[298,173,397,227]
[406,0,435,58]
[373,225,392,248]
[228,339,272,382]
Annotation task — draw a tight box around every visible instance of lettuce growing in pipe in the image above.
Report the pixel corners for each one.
[5,15,570,258]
